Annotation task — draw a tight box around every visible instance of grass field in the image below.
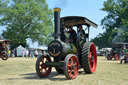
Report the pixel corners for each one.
[0,57,128,85]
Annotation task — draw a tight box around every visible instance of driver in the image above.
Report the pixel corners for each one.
[77,25,85,35]
[77,25,86,42]
[68,26,76,44]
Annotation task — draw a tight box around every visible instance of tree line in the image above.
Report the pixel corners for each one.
[91,0,128,49]
[1,0,128,50]
[0,0,54,50]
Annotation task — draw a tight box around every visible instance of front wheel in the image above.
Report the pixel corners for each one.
[35,55,52,78]
[64,54,79,79]
[1,51,8,60]
[107,54,112,60]
[115,54,120,60]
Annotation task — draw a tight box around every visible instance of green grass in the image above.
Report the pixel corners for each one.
[0,57,128,85]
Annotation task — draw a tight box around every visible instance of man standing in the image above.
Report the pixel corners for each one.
[120,48,124,64]
[25,50,29,58]
[35,50,38,58]
[68,26,77,44]
[77,25,85,35]
[77,25,86,48]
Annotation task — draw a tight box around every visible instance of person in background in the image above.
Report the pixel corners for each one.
[25,50,29,58]
[22,50,25,57]
[30,50,34,58]
[42,50,46,56]
[8,50,11,57]
[35,50,38,58]
[120,48,124,64]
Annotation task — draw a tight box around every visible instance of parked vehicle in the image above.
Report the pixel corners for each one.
[106,42,128,60]
[0,40,11,60]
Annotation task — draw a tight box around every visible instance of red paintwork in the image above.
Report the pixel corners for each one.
[39,55,52,77]
[88,43,97,72]
[67,55,79,79]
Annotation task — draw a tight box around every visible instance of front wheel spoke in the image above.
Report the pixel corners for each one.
[45,67,48,72]
[43,64,47,69]
[74,68,78,75]
[74,62,77,66]
[74,62,78,67]
[70,58,74,65]
[41,64,47,69]
[68,69,72,74]
[40,60,44,63]
[39,67,43,71]
[67,64,72,68]
[68,63,72,70]
[39,66,44,72]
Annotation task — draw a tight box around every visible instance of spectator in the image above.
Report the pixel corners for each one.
[8,50,11,57]
[35,50,38,57]
[120,48,124,64]
[22,50,25,57]
[25,50,29,58]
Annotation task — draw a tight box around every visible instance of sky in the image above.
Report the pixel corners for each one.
[46,0,107,40]
[0,0,107,48]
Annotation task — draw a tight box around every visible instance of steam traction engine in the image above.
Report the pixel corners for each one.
[106,42,128,61]
[36,8,98,79]
[0,40,11,60]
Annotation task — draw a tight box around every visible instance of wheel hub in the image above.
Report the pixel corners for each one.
[91,56,93,60]
[72,65,75,69]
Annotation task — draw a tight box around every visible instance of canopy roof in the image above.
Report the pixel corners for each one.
[0,40,11,43]
[112,42,128,48]
[60,16,98,28]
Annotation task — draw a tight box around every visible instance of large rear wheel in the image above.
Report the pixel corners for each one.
[35,55,52,78]
[81,42,97,74]
[64,54,79,79]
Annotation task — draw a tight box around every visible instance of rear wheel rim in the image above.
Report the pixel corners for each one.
[88,44,97,72]
[38,56,51,77]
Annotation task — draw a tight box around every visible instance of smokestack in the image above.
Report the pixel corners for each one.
[53,8,61,39]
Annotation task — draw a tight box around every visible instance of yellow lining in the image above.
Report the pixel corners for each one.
[54,8,61,12]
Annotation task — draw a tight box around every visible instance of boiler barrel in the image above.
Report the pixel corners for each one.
[48,40,77,57]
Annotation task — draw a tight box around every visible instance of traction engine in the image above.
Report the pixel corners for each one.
[35,8,98,79]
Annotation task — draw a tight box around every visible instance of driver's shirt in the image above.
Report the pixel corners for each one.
[68,29,76,43]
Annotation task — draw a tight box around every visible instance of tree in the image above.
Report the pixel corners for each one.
[92,0,128,48]
[101,0,128,42]
[101,0,128,29]
[91,28,117,49]
[0,0,53,49]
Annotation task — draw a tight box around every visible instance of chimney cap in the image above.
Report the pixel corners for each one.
[54,8,61,12]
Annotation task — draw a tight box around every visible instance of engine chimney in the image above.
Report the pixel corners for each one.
[53,8,61,39]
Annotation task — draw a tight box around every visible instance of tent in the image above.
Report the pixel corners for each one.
[16,45,28,57]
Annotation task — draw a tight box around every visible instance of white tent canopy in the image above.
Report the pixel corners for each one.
[17,45,28,56]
